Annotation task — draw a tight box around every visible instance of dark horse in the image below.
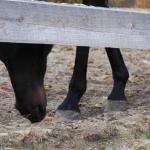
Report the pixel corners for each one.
[0,0,129,122]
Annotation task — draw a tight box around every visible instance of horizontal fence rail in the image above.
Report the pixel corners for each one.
[0,0,150,49]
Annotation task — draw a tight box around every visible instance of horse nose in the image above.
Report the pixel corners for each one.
[16,101,46,122]
[15,86,47,122]
[27,103,46,123]
[27,87,47,122]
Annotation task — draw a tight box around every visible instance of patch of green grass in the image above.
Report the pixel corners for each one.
[132,130,150,140]
[144,132,150,140]
[133,132,139,139]
[23,145,45,150]
[100,136,118,150]
[23,147,34,150]
[100,137,109,150]
[131,130,141,139]
[112,140,117,150]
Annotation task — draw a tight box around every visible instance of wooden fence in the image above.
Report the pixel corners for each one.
[0,0,150,49]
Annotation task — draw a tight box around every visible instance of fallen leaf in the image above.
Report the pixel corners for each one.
[43,115,53,123]
[72,123,80,129]
[68,63,74,70]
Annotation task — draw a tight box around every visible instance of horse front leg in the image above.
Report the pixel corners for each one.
[55,47,89,121]
[104,48,129,112]
[83,0,129,112]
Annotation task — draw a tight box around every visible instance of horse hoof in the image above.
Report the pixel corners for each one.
[54,110,80,123]
[103,100,127,112]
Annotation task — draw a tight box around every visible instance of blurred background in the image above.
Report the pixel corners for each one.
[47,0,150,8]
[109,0,150,8]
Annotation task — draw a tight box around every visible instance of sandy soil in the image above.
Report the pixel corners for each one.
[0,45,149,150]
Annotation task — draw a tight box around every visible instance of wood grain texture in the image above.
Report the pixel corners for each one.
[0,0,150,49]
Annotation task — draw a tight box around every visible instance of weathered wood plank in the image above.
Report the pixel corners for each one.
[0,0,150,49]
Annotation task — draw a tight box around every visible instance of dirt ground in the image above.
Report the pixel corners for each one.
[0,45,150,150]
